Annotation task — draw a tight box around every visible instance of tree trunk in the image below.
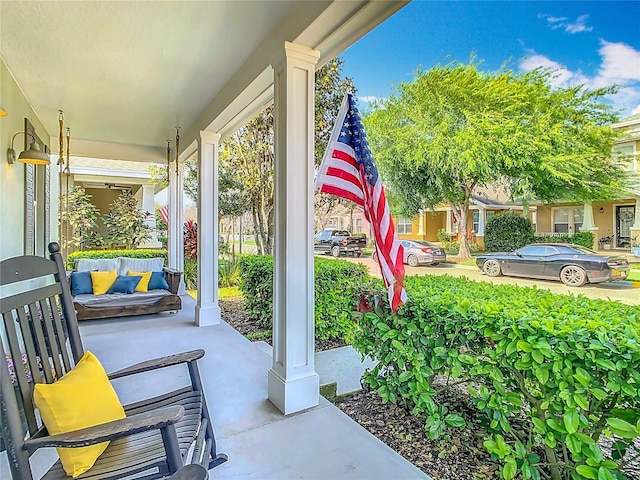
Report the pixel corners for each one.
[251,205,263,255]
[450,201,471,260]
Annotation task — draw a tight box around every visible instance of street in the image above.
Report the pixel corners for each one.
[345,256,640,306]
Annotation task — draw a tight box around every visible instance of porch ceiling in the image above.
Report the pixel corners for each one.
[0,1,407,163]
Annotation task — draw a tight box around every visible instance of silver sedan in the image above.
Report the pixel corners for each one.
[373,240,446,267]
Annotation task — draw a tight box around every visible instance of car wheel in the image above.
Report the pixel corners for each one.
[407,255,419,267]
[560,265,587,287]
[483,259,502,277]
[331,245,341,258]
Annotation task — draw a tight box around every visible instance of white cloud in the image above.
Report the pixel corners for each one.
[633,104,640,115]
[358,95,387,103]
[598,40,640,82]
[565,14,593,34]
[519,41,640,116]
[539,13,592,34]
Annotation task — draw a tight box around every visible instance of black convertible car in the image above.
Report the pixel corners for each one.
[475,243,629,287]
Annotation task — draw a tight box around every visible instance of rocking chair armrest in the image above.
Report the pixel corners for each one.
[23,405,184,451]
[108,349,205,380]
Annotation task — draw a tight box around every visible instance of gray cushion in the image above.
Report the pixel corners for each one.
[76,258,120,273]
[118,257,165,276]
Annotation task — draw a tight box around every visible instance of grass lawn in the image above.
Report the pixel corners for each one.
[187,286,242,300]
[629,263,640,282]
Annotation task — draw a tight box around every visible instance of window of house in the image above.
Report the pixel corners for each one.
[613,143,637,173]
[397,217,412,234]
[472,211,479,233]
[553,207,583,233]
[354,218,362,234]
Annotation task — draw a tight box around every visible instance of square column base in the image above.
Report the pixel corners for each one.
[195,304,221,326]
[268,368,319,415]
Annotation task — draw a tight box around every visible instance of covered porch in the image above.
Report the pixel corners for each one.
[1,295,427,479]
[1,0,408,421]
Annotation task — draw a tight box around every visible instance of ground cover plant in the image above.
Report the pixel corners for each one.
[353,275,640,480]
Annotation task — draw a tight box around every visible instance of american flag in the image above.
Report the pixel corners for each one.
[158,205,169,226]
[315,94,407,311]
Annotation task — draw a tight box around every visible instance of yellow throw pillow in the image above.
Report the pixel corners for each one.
[90,270,118,295]
[33,351,126,478]
[127,270,152,292]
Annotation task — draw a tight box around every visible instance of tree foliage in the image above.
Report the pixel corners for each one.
[364,61,630,259]
[103,190,152,249]
[59,186,101,250]
[217,56,355,254]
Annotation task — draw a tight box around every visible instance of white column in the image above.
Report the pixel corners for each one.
[140,183,161,248]
[268,41,320,415]
[477,208,486,236]
[579,201,599,250]
[176,163,185,293]
[168,162,179,269]
[630,195,640,251]
[195,131,221,326]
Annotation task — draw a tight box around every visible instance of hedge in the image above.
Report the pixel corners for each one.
[534,232,595,249]
[66,249,168,270]
[353,275,640,480]
[238,255,368,341]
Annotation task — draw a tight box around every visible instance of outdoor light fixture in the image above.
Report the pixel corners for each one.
[0,107,7,117]
[7,131,50,165]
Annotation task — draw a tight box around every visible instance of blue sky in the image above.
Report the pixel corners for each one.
[342,1,640,118]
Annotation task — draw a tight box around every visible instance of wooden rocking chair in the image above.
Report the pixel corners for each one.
[0,243,227,479]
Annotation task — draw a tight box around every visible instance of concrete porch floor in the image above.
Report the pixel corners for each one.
[3,295,428,480]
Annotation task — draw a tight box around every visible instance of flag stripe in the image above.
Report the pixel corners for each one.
[315,94,407,311]
[158,205,169,226]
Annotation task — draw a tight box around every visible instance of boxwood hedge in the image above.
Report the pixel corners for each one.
[66,249,168,270]
[237,255,368,341]
[353,275,640,480]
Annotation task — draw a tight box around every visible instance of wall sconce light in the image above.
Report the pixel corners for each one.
[0,107,7,117]
[599,207,604,214]
[7,131,50,165]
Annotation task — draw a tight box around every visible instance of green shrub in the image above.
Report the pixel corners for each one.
[238,255,368,340]
[219,256,241,288]
[67,249,167,270]
[183,257,198,290]
[442,240,459,254]
[534,232,594,249]
[437,228,452,243]
[353,275,640,480]
[485,212,535,252]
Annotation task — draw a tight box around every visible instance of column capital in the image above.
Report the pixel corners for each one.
[272,42,320,71]
[200,130,221,144]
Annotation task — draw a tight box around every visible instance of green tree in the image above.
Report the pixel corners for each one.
[59,186,101,250]
[104,190,152,249]
[219,56,355,254]
[364,61,630,259]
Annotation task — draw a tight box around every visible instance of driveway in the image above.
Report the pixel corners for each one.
[345,257,640,306]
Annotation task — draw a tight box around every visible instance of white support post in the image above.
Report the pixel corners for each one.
[417,210,425,237]
[268,41,320,415]
[630,195,640,251]
[141,183,161,248]
[477,208,486,237]
[195,131,221,326]
[168,162,179,269]
[580,201,599,250]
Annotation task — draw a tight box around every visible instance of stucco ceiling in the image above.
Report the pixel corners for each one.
[1,1,407,163]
